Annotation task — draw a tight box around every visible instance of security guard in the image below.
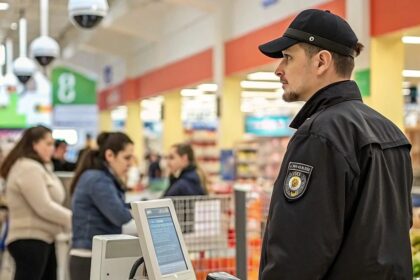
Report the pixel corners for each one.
[258,9,413,280]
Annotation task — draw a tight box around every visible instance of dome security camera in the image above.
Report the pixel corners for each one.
[30,36,60,67]
[13,57,36,85]
[68,0,109,29]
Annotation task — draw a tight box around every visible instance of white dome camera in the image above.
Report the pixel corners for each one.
[68,0,109,29]
[30,36,60,67]
[13,57,36,85]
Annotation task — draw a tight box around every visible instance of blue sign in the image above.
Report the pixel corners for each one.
[262,0,278,8]
[183,120,218,131]
[245,115,293,137]
[220,150,235,181]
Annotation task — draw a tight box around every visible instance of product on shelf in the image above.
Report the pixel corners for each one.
[233,137,289,185]
[185,128,221,191]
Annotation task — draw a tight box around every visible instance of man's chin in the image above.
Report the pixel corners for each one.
[282,92,300,102]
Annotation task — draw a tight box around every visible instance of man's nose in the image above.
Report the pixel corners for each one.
[275,60,285,77]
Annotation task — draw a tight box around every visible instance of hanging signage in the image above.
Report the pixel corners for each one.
[245,115,293,137]
[52,67,96,106]
[51,67,98,128]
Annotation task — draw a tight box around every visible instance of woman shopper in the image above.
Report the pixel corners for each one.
[163,142,208,196]
[69,132,134,280]
[0,125,72,280]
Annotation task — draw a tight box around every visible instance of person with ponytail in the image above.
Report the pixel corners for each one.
[163,142,208,197]
[69,132,134,280]
[0,125,71,280]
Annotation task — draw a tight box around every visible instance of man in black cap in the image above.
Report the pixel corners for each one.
[258,9,413,279]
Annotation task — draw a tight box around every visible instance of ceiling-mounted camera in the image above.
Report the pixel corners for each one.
[68,0,109,29]
[13,57,36,84]
[30,36,59,66]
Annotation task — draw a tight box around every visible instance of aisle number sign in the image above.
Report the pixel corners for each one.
[51,67,98,128]
[52,67,96,105]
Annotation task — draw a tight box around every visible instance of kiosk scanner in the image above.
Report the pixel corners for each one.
[90,234,144,279]
[131,199,196,280]
[90,199,238,280]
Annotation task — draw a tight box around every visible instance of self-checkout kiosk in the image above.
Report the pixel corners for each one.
[90,199,239,280]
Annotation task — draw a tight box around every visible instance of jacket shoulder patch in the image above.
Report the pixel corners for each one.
[283,162,313,201]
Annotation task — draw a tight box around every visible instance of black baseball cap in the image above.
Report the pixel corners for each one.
[259,9,358,58]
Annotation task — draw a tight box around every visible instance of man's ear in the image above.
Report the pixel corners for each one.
[315,50,333,75]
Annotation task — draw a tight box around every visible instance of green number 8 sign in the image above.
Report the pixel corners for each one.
[58,73,76,104]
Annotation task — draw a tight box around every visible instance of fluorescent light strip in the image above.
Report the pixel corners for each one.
[247,72,278,81]
[402,36,420,44]
[181,89,202,97]
[0,3,9,11]
[197,83,218,92]
[240,80,282,89]
[241,91,282,98]
[403,70,420,78]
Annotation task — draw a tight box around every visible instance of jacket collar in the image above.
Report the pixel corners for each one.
[101,161,126,192]
[169,164,196,183]
[290,80,362,129]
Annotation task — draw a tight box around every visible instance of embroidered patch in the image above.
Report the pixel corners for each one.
[284,162,313,200]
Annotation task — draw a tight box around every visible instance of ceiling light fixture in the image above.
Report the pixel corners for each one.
[197,83,218,92]
[247,72,278,81]
[240,80,282,90]
[402,36,420,44]
[181,89,202,97]
[0,3,9,11]
[241,91,282,98]
[402,70,420,78]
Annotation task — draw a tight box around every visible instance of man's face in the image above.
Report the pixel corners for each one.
[55,143,67,159]
[275,44,316,102]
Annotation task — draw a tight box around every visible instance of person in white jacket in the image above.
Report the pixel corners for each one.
[0,125,71,280]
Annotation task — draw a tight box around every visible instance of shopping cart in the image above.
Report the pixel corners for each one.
[170,195,236,280]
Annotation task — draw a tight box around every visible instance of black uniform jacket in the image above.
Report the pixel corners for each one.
[259,80,413,280]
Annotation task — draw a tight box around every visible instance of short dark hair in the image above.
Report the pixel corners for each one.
[54,139,67,148]
[300,42,364,77]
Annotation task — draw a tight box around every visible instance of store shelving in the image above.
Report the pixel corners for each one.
[234,137,289,184]
[185,128,220,187]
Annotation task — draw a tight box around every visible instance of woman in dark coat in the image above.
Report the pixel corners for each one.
[163,143,207,197]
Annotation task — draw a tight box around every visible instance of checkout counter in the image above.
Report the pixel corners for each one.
[90,199,239,280]
[55,173,238,279]
[54,172,162,280]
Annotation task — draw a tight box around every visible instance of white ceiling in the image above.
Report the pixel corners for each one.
[0,0,215,60]
[1,0,420,87]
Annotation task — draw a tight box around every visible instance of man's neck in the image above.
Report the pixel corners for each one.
[304,77,349,102]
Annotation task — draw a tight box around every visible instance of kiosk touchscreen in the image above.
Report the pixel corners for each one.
[131,199,196,280]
